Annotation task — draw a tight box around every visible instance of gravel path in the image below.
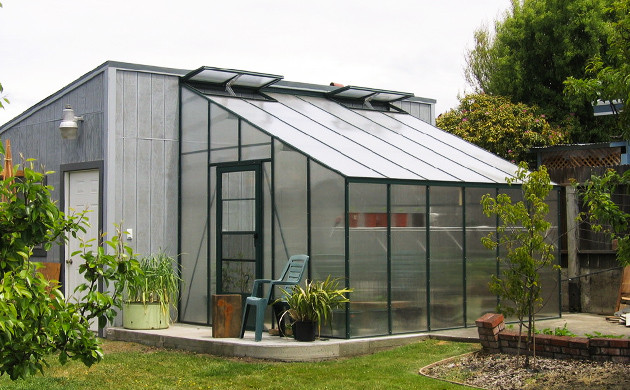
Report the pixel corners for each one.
[422,351,630,389]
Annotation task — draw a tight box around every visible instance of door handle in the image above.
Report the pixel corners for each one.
[66,259,73,265]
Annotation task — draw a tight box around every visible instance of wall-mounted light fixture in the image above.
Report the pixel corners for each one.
[59,105,84,139]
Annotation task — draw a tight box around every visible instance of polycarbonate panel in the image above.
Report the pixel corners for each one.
[386,112,519,179]
[274,94,450,180]
[286,94,466,182]
[221,259,255,294]
[179,152,208,324]
[495,187,522,322]
[310,162,346,338]
[209,166,217,322]
[391,185,428,333]
[429,186,464,329]
[210,103,238,163]
[349,183,388,337]
[273,140,308,275]
[207,95,383,178]
[539,188,561,317]
[181,88,208,154]
[241,121,271,160]
[465,187,498,325]
[221,171,256,231]
[360,110,511,183]
[249,97,421,180]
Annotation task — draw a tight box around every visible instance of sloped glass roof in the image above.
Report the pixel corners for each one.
[196,90,518,184]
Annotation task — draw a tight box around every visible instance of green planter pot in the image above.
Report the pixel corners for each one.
[123,302,169,330]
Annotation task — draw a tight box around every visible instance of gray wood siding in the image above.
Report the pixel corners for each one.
[113,70,179,258]
[0,72,106,262]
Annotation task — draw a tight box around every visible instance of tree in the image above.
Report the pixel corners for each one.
[564,0,630,135]
[0,146,138,380]
[465,0,615,142]
[436,93,567,163]
[481,163,557,368]
[579,168,630,267]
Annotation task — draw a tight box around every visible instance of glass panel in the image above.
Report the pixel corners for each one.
[181,88,208,154]
[466,187,498,325]
[429,186,464,329]
[207,95,382,178]
[179,152,208,324]
[210,103,238,163]
[385,112,518,181]
[241,121,271,160]
[391,184,427,333]
[333,89,374,99]
[273,140,308,277]
[310,162,346,337]
[188,69,237,84]
[295,95,467,182]
[221,260,255,294]
[268,94,423,180]
[349,183,388,337]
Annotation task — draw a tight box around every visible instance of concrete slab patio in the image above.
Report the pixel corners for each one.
[106,313,630,362]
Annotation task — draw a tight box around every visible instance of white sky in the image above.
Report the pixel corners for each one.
[0,0,509,126]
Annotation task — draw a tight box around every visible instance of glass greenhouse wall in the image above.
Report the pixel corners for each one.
[178,78,562,338]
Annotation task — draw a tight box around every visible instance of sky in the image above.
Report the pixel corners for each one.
[0,0,510,126]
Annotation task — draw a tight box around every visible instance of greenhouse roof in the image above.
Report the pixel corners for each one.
[187,78,519,184]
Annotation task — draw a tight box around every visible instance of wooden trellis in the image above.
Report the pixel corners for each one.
[541,147,622,169]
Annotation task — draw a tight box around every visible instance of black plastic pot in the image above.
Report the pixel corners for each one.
[293,320,317,342]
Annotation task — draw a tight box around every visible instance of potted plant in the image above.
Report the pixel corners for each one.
[280,276,352,341]
[122,251,181,330]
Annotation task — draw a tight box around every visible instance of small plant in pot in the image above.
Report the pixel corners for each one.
[280,276,351,341]
[122,251,181,330]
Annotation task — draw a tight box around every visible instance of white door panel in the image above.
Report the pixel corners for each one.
[65,169,100,302]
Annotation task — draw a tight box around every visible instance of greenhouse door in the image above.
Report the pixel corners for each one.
[216,165,263,298]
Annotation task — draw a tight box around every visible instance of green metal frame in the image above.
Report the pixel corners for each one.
[178,82,564,335]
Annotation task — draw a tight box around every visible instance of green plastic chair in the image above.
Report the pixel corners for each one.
[239,254,309,341]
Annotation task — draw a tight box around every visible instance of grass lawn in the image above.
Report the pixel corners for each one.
[0,339,479,389]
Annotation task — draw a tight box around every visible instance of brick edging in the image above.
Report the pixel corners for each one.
[475,313,630,363]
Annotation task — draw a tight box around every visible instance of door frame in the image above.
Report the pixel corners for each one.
[215,163,263,297]
[60,161,104,299]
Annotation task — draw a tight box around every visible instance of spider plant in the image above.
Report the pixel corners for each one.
[280,275,352,336]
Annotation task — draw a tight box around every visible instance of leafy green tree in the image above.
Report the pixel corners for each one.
[564,0,630,135]
[579,168,630,267]
[481,163,558,368]
[0,145,139,380]
[466,0,614,142]
[436,93,567,163]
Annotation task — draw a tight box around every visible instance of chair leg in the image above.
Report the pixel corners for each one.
[254,303,265,342]
[240,304,250,339]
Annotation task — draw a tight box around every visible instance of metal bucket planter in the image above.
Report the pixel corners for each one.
[123,302,169,330]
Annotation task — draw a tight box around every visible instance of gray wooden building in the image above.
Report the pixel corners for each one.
[0,61,560,337]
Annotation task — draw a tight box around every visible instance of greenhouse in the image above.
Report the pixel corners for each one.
[178,66,561,338]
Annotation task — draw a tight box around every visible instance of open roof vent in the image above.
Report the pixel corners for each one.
[327,85,414,111]
[182,66,283,98]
